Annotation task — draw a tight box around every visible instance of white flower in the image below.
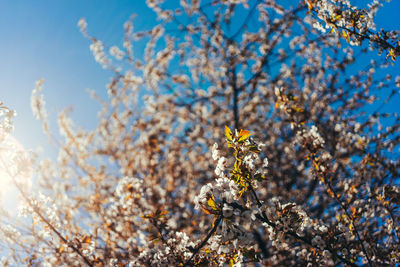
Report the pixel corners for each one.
[223,203,233,217]
[194,184,212,209]
[395,76,400,87]
[215,156,227,177]
[212,143,220,160]
[109,258,118,266]
[77,18,87,33]
[263,157,269,168]
[109,46,125,60]
[90,40,110,68]
[311,235,325,249]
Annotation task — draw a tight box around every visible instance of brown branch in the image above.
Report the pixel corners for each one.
[183,215,222,266]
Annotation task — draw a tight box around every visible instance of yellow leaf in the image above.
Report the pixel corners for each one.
[389,48,396,61]
[238,130,252,142]
[159,210,168,217]
[81,235,91,244]
[238,187,246,197]
[59,246,65,253]
[292,106,303,112]
[207,195,217,210]
[313,161,319,170]
[342,30,350,43]
[225,125,232,141]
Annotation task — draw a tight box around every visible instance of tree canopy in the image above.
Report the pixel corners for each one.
[0,0,400,266]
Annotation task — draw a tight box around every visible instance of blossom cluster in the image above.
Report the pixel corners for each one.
[0,104,16,134]
[307,0,400,59]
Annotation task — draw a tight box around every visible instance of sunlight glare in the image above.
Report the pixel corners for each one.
[0,130,32,216]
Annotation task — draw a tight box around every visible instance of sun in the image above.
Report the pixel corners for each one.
[0,130,32,216]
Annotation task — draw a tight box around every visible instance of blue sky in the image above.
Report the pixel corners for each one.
[0,0,399,153]
[0,0,155,152]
